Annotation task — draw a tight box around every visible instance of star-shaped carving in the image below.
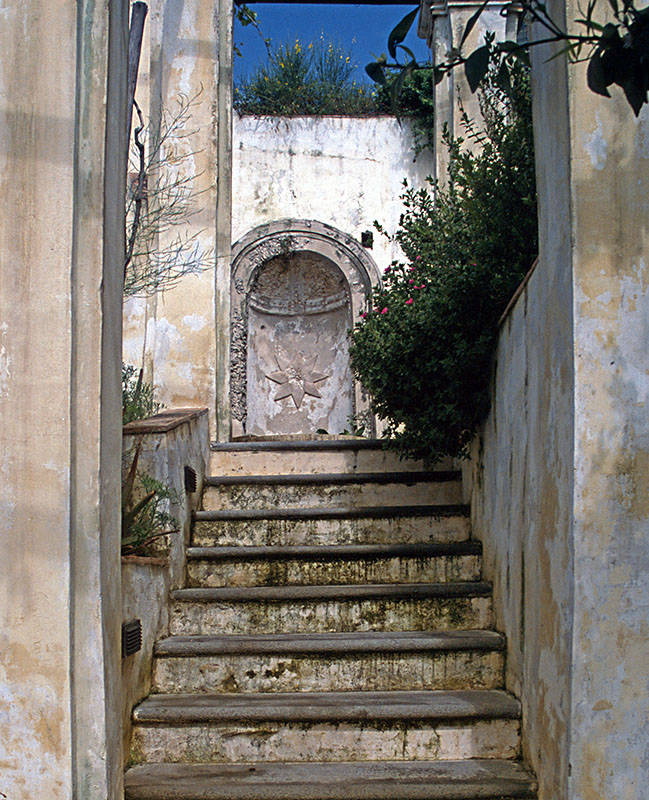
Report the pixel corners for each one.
[266,351,330,409]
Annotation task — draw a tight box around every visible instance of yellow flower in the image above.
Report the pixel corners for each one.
[308,42,313,49]
[345,56,350,63]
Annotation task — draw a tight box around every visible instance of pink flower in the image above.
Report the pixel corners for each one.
[416,255,422,261]
[409,279,414,284]
[361,312,367,319]
[408,267,415,272]
[384,266,391,274]
[381,307,388,314]
[405,298,413,305]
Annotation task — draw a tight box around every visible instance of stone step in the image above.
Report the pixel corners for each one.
[124,759,538,800]
[185,541,482,588]
[152,630,505,694]
[202,472,463,511]
[193,506,471,548]
[169,582,493,635]
[209,438,451,477]
[130,690,521,764]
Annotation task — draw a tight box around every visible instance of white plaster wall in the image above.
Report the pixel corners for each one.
[232,114,434,274]
[121,409,209,762]
[122,0,220,430]
[465,256,575,800]
[466,3,649,796]
[0,2,128,798]
[124,114,430,430]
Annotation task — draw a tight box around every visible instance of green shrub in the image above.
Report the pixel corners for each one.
[350,58,537,463]
[122,363,160,425]
[375,67,436,155]
[234,38,378,115]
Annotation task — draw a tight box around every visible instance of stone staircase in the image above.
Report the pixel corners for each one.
[124,439,537,799]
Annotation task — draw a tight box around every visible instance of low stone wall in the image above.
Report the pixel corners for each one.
[121,408,209,762]
[462,252,574,799]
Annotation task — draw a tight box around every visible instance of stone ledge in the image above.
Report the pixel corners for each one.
[121,555,169,567]
[124,407,208,436]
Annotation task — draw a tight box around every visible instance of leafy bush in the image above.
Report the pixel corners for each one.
[350,59,537,463]
[122,363,160,424]
[234,38,378,115]
[375,67,437,156]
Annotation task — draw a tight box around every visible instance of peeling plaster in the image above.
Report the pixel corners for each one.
[149,317,181,364]
[182,313,207,332]
[584,113,608,170]
[0,322,10,399]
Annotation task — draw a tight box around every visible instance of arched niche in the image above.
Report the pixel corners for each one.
[230,219,381,437]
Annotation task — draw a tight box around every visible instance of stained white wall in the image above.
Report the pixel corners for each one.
[232,114,433,273]
[124,114,431,428]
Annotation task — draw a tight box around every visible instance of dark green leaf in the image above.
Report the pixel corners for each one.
[497,40,521,53]
[388,8,419,60]
[464,45,490,93]
[495,59,511,93]
[587,51,612,96]
[396,43,417,63]
[620,75,647,115]
[512,48,531,67]
[366,61,387,85]
[460,0,489,48]
[601,22,621,42]
[390,65,412,119]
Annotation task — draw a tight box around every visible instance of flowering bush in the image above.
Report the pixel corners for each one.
[350,59,537,462]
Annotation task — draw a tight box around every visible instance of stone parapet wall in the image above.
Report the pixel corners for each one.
[464,10,649,795]
[121,408,210,762]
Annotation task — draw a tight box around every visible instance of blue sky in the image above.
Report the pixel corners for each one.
[233,3,429,85]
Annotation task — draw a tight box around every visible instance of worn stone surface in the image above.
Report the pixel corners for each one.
[169,593,493,635]
[202,477,463,510]
[123,759,537,800]
[230,220,381,436]
[153,648,504,694]
[121,0,220,432]
[133,689,521,722]
[193,513,471,548]
[186,550,480,588]
[123,409,210,589]
[131,717,520,764]
[208,443,447,476]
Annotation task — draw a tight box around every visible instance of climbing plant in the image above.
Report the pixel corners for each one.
[350,57,537,463]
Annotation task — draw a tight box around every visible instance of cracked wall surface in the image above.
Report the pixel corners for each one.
[465,3,649,797]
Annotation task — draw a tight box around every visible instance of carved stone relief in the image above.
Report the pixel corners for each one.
[246,253,352,435]
[230,219,381,436]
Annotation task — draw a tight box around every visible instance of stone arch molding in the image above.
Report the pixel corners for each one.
[230,219,381,436]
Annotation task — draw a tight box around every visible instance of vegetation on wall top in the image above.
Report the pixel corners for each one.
[234,38,380,116]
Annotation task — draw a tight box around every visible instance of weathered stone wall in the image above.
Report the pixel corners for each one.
[122,0,222,430]
[0,2,128,798]
[466,3,649,797]
[121,408,209,762]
